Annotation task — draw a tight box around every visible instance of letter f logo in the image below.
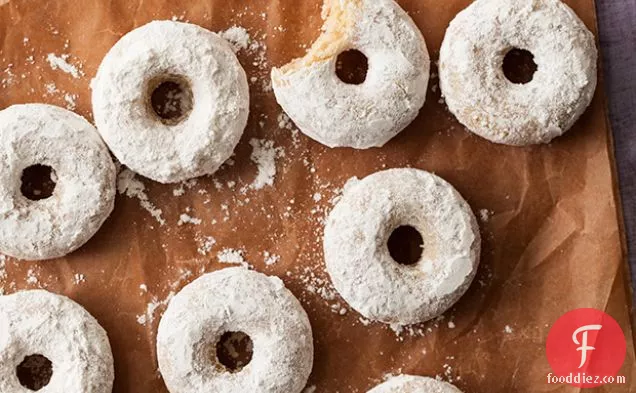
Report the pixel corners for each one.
[572,324,602,368]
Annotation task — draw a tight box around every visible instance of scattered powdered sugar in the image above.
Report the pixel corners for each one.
[177,212,202,226]
[249,138,284,190]
[46,53,83,79]
[196,235,217,256]
[217,248,251,268]
[117,169,166,226]
[504,325,514,334]
[73,273,85,285]
[136,269,193,326]
[26,268,39,285]
[63,93,77,110]
[219,26,251,53]
[479,209,492,222]
[263,251,280,266]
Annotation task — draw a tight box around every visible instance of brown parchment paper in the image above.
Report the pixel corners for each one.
[0,0,634,392]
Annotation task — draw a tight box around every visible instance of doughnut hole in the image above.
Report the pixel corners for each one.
[503,48,537,84]
[336,49,369,85]
[388,225,424,266]
[21,165,56,201]
[16,354,53,391]
[148,75,194,125]
[215,331,254,372]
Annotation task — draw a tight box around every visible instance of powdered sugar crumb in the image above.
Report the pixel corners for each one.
[249,138,284,190]
[196,235,217,256]
[177,213,202,226]
[117,169,166,226]
[263,251,280,266]
[218,248,250,268]
[46,53,83,79]
[219,26,251,53]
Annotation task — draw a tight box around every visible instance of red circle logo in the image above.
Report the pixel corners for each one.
[546,308,626,388]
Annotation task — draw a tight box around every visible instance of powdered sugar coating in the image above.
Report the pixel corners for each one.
[271,0,429,149]
[0,104,116,260]
[92,21,250,183]
[368,375,463,393]
[157,267,314,393]
[0,290,114,392]
[324,169,480,325]
[439,0,597,146]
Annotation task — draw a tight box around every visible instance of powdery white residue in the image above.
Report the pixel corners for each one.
[249,138,284,190]
[263,251,280,266]
[219,26,251,53]
[479,209,492,222]
[136,270,193,326]
[46,53,83,79]
[177,213,202,226]
[217,248,250,268]
[196,235,217,256]
[504,325,514,334]
[64,93,77,110]
[117,169,166,226]
[44,82,58,95]
[73,273,85,284]
[26,269,38,285]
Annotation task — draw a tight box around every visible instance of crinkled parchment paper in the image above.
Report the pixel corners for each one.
[0,0,634,391]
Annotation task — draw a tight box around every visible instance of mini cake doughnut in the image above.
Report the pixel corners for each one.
[0,290,114,392]
[324,169,480,325]
[0,104,116,261]
[157,267,314,393]
[271,0,430,149]
[92,20,250,183]
[368,375,463,393]
[439,0,597,146]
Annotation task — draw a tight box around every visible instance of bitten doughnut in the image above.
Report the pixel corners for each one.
[0,104,116,261]
[368,375,463,393]
[439,0,597,146]
[92,20,250,183]
[324,169,480,325]
[157,268,313,393]
[0,290,114,392]
[271,0,430,149]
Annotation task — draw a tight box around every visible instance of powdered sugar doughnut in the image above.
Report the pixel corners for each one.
[271,0,429,149]
[439,0,597,146]
[92,21,249,183]
[368,375,463,393]
[0,104,116,261]
[0,290,114,392]
[157,268,313,393]
[324,169,480,325]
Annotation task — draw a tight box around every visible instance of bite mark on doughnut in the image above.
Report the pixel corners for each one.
[274,0,361,75]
